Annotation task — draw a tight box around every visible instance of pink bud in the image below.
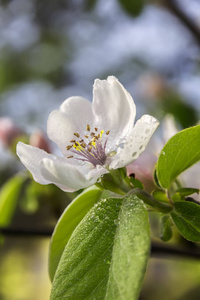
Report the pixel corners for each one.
[127,152,157,192]
[29,130,51,153]
[0,117,23,148]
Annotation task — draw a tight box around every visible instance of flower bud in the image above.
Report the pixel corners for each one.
[0,117,24,148]
[127,152,157,192]
[29,130,51,153]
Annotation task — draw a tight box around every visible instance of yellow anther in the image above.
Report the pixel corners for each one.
[81,143,86,148]
[100,130,104,138]
[91,141,96,147]
[75,142,79,147]
[97,134,100,139]
[88,146,92,152]
[70,139,76,143]
[95,127,98,132]
[66,145,72,150]
[67,155,73,158]
[84,135,89,138]
[79,139,84,143]
[74,132,80,138]
[90,132,95,137]
[106,130,110,135]
[87,124,90,131]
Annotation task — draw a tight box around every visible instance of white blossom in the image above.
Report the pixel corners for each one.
[17,76,159,192]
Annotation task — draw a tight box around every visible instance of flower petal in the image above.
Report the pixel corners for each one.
[16,142,55,184]
[17,142,108,192]
[47,96,94,157]
[92,76,136,151]
[109,115,159,169]
[40,158,108,191]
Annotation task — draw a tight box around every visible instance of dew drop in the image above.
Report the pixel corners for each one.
[114,219,119,225]
[132,151,137,157]
[145,129,150,134]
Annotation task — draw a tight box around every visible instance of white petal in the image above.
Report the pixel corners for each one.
[40,158,108,191]
[92,76,136,151]
[16,142,56,184]
[109,115,159,169]
[47,96,94,157]
[17,142,108,192]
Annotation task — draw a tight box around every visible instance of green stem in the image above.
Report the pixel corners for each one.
[129,189,173,213]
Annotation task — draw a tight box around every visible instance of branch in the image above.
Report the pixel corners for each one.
[164,0,200,46]
[151,241,200,260]
[0,227,53,237]
[0,227,200,259]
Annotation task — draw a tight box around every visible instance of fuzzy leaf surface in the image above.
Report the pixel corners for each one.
[50,194,150,300]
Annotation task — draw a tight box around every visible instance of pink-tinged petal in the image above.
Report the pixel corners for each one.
[40,158,108,191]
[92,76,136,151]
[109,115,159,169]
[16,142,56,184]
[47,96,94,157]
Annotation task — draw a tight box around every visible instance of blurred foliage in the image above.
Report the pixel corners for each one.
[118,0,145,17]
[160,91,198,128]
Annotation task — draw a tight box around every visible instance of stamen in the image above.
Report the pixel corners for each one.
[100,130,104,138]
[66,145,72,150]
[74,133,80,138]
[66,125,110,166]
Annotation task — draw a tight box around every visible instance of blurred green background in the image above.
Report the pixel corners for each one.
[0,0,200,299]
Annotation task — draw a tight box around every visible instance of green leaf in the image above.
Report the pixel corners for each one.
[160,215,173,242]
[0,174,26,227]
[174,201,200,228]
[175,187,199,197]
[50,194,150,300]
[171,201,200,242]
[49,186,102,282]
[129,176,144,189]
[157,125,200,189]
[118,0,144,17]
[153,167,161,188]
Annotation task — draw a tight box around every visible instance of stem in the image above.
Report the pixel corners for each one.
[130,188,173,213]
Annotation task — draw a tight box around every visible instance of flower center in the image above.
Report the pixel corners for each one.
[66,124,110,166]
